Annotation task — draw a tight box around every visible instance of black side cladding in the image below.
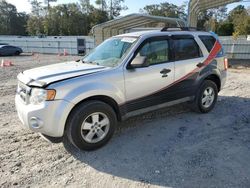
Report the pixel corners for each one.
[119,71,200,114]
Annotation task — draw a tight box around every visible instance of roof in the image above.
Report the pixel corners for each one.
[92,13,186,33]
[115,29,212,38]
[188,0,241,26]
[116,30,161,37]
[189,0,240,14]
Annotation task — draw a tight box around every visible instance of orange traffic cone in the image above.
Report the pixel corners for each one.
[1,59,13,67]
[0,59,4,67]
[63,49,68,56]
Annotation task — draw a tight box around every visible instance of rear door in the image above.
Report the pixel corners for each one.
[123,36,175,112]
[171,35,205,97]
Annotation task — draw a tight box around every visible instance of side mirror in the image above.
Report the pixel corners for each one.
[129,56,148,68]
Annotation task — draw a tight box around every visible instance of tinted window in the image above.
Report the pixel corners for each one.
[3,46,15,49]
[199,35,216,52]
[173,38,202,61]
[136,39,169,65]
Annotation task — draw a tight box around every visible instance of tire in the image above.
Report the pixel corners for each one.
[191,80,218,113]
[40,133,62,143]
[64,100,117,151]
[15,51,20,56]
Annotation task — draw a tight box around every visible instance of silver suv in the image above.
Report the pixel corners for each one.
[15,28,227,150]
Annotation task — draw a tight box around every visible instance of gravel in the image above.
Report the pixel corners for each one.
[0,54,250,188]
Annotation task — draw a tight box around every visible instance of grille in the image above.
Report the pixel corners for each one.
[17,81,31,104]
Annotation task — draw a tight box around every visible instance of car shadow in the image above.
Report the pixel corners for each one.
[64,95,250,187]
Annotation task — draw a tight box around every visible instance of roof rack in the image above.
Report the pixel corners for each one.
[161,27,201,32]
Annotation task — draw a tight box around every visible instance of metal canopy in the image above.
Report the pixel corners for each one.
[188,0,241,26]
[92,14,186,45]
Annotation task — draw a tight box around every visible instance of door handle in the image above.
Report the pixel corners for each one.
[196,62,204,68]
[160,68,171,78]
[160,68,171,74]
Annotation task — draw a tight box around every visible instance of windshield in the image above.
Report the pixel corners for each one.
[82,37,137,67]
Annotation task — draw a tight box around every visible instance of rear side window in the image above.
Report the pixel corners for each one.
[173,38,202,61]
[199,35,216,52]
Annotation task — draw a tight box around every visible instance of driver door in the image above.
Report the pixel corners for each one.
[123,37,174,112]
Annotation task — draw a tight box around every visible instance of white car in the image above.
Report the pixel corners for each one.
[15,27,227,151]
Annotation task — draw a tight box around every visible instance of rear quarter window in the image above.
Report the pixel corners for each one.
[199,35,216,52]
[173,38,202,61]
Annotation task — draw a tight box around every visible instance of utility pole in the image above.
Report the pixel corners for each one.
[45,0,57,11]
[110,0,113,19]
[44,0,57,35]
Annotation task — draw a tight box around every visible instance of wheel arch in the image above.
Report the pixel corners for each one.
[66,95,122,127]
[204,74,221,92]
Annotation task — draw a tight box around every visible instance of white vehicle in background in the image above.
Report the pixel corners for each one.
[15,27,227,151]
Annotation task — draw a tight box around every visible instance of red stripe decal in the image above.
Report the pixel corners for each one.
[124,40,222,104]
[163,40,222,90]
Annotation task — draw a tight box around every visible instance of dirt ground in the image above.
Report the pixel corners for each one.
[0,54,250,188]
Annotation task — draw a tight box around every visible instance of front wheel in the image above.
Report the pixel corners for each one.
[64,100,117,151]
[191,80,218,113]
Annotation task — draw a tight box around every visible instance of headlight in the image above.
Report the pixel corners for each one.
[30,88,56,105]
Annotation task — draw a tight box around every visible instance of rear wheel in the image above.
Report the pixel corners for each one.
[15,51,20,56]
[191,80,218,113]
[64,100,117,151]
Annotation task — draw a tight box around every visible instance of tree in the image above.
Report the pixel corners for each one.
[227,5,250,37]
[43,3,91,35]
[109,0,128,19]
[29,0,44,17]
[95,0,107,11]
[89,9,109,27]
[197,6,228,31]
[80,0,93,14]
[232,11,250,36]
[44,0,57,10]
[27,0,45,35]
[0,0,28,35]
[216,22,234,36]
[141,2,187,20]
[198,5,250,36]
[228,5,246,22]
[95,0,127,19]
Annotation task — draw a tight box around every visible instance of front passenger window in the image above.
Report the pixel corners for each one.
[136,39,169,65]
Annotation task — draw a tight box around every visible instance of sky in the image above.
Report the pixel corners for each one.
[6,0,250,15]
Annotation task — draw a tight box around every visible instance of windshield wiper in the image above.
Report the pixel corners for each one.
[79,60,100,65]
[90,61,100,65]
[75,59,89,63]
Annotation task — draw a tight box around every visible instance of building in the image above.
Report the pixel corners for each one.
[92,13,186,45]
[0,35,94,55]
[188,0,241,27]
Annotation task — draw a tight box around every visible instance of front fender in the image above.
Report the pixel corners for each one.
[60,82,125,105]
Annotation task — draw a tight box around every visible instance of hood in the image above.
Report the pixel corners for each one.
[18,61,109,87]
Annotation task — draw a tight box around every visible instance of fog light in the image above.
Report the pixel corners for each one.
[29,117,43,129]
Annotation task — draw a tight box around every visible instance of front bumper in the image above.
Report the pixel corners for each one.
[15,95,74,137]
